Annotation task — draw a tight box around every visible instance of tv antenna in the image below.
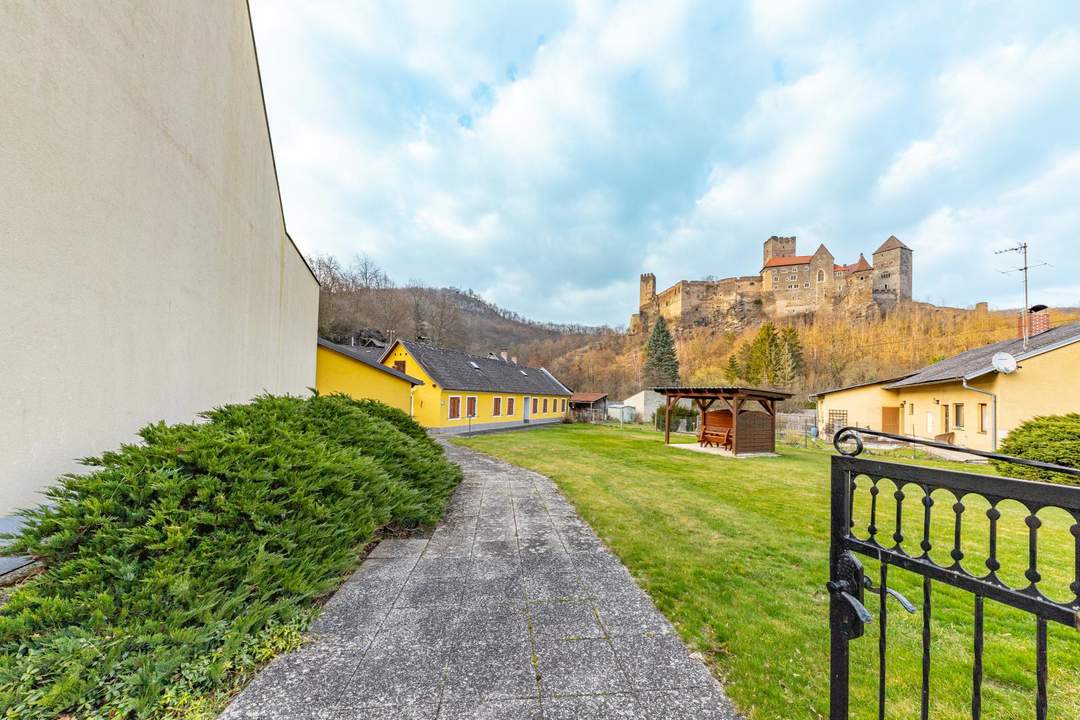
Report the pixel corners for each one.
[996,242,1048,350]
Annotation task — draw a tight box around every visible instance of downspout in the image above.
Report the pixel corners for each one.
[961,377,997,451]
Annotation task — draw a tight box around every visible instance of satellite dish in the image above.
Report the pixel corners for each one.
[992,351,1018,374]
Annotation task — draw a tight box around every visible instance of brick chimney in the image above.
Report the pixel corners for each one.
[1019,305,1051,338]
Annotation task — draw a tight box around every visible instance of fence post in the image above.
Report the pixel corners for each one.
[829,458,851,720]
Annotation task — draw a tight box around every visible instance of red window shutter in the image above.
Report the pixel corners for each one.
[507,397,515,415]
[393,360,406,373]
[467,397,477,417]
[449,397,460,419]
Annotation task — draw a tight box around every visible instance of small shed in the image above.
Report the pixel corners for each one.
[652,386,794,456]
[569,392,609,423]
[607,403,637,423]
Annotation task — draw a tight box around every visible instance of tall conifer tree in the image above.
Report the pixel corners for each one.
[644,317,680,386]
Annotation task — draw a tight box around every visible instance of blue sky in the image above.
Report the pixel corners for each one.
[251,1,1080,327]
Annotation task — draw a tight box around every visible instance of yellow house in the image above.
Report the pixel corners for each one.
[380,339,572,433]
[316,339,422,413]
[813,321,1080,451]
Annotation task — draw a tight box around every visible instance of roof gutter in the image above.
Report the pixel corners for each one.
[961,378,998,451]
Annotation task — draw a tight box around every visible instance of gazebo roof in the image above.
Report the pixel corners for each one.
[650,386,794,400]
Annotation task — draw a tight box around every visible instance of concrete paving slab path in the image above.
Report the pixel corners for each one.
[221,441,741,720]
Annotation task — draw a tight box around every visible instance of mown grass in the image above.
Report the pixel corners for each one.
[456,423,1080,720]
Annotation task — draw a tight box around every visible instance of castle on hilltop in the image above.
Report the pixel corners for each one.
[628,235,913,333]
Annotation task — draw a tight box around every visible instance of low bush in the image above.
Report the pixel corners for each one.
[993,413,1080,484]
[0,395,460,718]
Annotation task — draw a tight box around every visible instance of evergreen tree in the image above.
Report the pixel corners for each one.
[748,323,779,385]
[737,342,760,385]
[773,340,797,388]
[725,353,741,383]
[643,316,680,385]
[780,326,805,376]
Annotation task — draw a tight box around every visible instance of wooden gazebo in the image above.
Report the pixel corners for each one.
[653,386,794,456]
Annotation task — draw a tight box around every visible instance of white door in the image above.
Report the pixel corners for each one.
[523,396,531,422]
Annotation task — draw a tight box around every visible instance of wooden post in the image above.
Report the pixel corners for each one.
[731,395,743,455]
[663,394,674,445]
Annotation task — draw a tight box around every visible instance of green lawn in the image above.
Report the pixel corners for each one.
[455,424,1080,720]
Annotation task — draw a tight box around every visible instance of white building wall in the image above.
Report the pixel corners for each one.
[0,1,319,512]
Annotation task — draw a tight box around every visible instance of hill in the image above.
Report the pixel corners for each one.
[309,253,607,368]
[549,304,1080,405]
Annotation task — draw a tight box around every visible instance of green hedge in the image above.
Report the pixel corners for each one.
[992,413,1080,485]
[0,394,460,718]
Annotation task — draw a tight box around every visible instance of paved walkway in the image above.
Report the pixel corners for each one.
[222,442,739,719]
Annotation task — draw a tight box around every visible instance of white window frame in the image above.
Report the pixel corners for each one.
[466,395,478,419]
[448,395,462,420]
[506,396,516,416]
[492,396,502,417]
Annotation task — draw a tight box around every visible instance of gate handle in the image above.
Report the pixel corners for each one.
[864,577,916,613]
[828,580,873,624]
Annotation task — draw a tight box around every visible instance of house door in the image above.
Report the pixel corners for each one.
[523,396,531,423]
[881,407,900,434]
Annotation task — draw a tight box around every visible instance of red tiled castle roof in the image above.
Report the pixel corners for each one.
[762,255,812,269]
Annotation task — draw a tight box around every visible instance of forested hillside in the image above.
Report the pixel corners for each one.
[549,304,1080,405]
[308,253,607,367]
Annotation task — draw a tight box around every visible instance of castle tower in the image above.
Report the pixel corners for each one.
[763,235,797,266]
[871,236,913,303]
[639,273,656,308]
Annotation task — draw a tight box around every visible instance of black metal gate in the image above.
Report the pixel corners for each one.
[828,428,1080,719]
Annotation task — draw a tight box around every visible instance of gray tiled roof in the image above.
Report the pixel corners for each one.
[886,321,1080,389]
[395,340,571,395]
[318,338,423,385]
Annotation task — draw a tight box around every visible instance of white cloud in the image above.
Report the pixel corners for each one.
[250,1,1080,324]
[879,30,1080,196]
[902,151,1080,306]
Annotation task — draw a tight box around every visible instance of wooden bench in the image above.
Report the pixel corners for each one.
[700,426,732,450]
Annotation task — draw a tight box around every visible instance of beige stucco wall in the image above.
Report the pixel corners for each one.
[816,339,1080,452]
[815,383,901,432]
[0,1,319,512]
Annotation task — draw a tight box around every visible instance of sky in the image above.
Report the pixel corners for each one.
[250,0,1080,327]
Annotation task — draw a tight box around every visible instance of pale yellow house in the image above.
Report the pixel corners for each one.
[316,339,422,413]
[813,321,1080,451]
[381,340,572,433]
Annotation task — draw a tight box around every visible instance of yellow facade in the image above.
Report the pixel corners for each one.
[382,343,568,430]
[315,345,416,413]
[816,339,1080,451]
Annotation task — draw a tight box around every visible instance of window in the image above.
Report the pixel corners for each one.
[493,397,501,416]
[532,397,538,414]
[448,396,461,419]
[393,360,406,373]
[804,282,811,288]
[561,399,567,412]
[507,397,516,416]
[954,403,965,429]
[817,269,825,282]
[466,396,477,418]
[978,403,988,433]
[543,398,549,413]
[909,403,915,416]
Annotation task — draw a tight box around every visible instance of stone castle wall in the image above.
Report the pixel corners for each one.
[631,236,911,333]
